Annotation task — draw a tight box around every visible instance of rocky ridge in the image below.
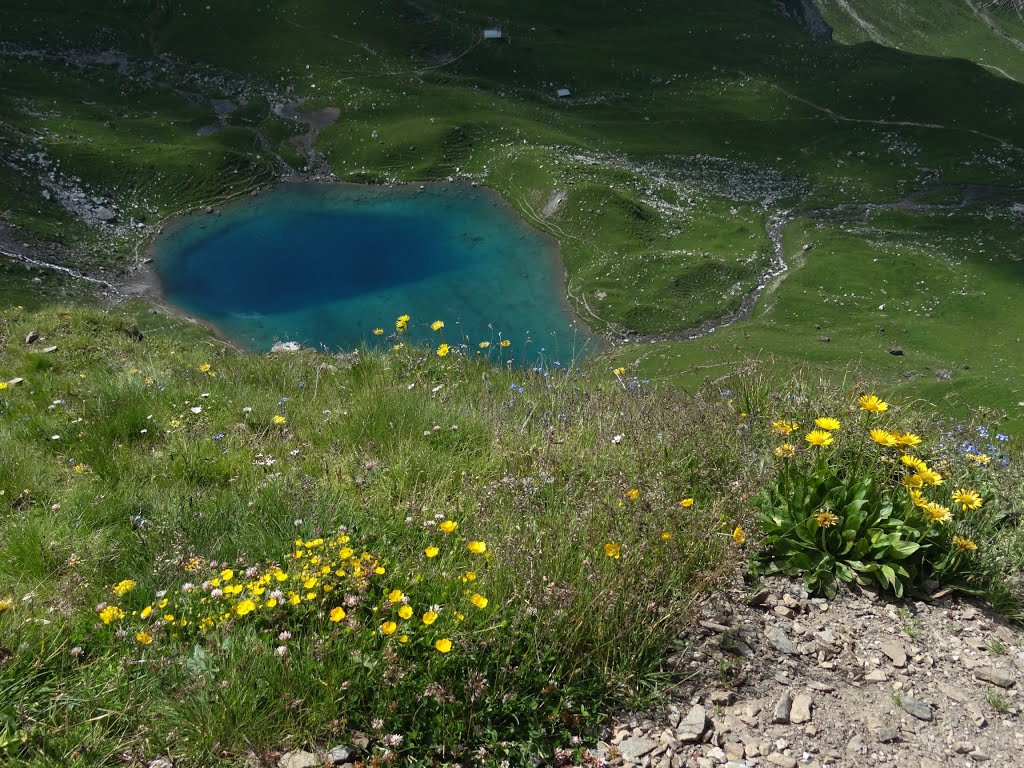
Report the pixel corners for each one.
[597,576,1022,768]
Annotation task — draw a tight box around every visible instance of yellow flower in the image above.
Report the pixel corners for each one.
[0,382,7,391]
[422,611,438,625]
[901,455,927,472]
[98,605,126,624]
[732,526,746,544]
[952,488,983,511]
[372,328,384,335]
[381,621,398,635]
[613,367,626,376]
[436,343,449,357]
[679,498,694,508]
[425,546,440,558]
[198,363,211,373]
[467,541,487,554]
[235,600,256,616]
[774,443,796,458]
[463,571,477,581]
[140,605,153,618]
[399,634,410,643]
[870,429,898,447]
[329,607,347,622]
[909,489,928,508]
[435,638,453,653]
[135,631,154,645]
[398,605,413,620]
[112,579,137,597]
[478,341,490,349]
[661,531,672,541]
[439,520,458,533]
[904,473,925,489]
[431,320,444,331]
[387,589,405,603]
[624,488,640,501]
[893,431,923,448]
[966,453,990,466]
[272,414,287,426]
[395,319,408,332]
[805,430,834,448]
[953,536,978,553]
[500,339,511,348]
[923,502,953,525]
[858,394,888,413]
[814,417,841,431]
[918,466,943,486]
[771,420,798,435]
[221,569,234,582]
[0,598,10,614]
[470,593,488,609]
[266,598,278,608]
[392,343,404,351]
[815,511,838,528]
[397,314,410,323]
[604,542,621,559]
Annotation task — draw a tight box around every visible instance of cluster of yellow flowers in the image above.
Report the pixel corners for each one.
[98,525,494,656]
[771,394,983,552]
[378,316,512,352]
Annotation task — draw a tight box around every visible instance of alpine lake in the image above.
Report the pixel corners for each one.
[152,183,593,365]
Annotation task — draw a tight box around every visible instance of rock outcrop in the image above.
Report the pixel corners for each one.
[777,0,833,42]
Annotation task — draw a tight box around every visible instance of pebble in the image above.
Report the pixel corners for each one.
[975,667,1016,688]
[618,735,658,762]
[278,750,320,768]
[677,704,710,744]
[789,694,813,724]
[772,691,793,724]
[766,627,799,655]
[880,640,907,667]
[899,697,934,722]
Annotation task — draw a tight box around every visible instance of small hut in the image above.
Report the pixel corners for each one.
[483,28,502,40]
[556,88,571,98]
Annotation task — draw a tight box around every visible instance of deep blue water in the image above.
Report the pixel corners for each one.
[153,183,592,364]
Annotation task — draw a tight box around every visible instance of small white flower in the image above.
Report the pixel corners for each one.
[275,645,289,657]
[51,435,60,441]
[190,406,202,414]
[210,588,223,598]
[242,406,252,413]
[611,434,624,444]
[278,631,292,641]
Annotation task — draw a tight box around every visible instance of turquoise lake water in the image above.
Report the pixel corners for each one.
[153,183,592,364]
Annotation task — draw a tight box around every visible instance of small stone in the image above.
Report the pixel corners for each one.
[25,330,39,344]
[724,742,745,761]
[709,690,735,706]
[5,377,24,387]
[148,759,173,768]
[889,346,904,356]
[774,605,796,619]
[772,691,793,724]
[899,697,934,721]
[326,745,353,765]
[846,734,865,755]
[766,627,799,655]
[677,704,710,744]
[937,681,970,703]
[969,750,991,761]
[271,341,304,353]
[278,750,320,768]
[767,755,797,768]
[920,760,943,768]
[954,742,975,754]
[967,701,987,727]
[747,589,771,606]
[41,345,57,353]
[975,667,1016,688]
[876,725,900,743]
[880,641,907,668]
[619,735,658,762]
[864,670,888,683]
[705,746,727,763]
[790,694,813,724]
[808,681,835,692]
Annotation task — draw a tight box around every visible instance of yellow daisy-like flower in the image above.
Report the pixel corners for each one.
[395,319,408,332]
[0,382,7,391]
[893,431,922,448]
[372,328,384,335]
[424,546,440,558]
[235,600,256,616]
[436,343,449,357]
[422,611,439,625]
[136,631,154,645]
[435,638,453,653]
[661,531,672,541]
[439,520,457,533]
[98,605,126,624]
[869,429,898,447]
[857,394,888,413]
[923,502,953,525]
[679,498,694,508]
[500,339,511,348]
[329,606,346,622]
[392,343,404,351]
[463,571,477,581]
[398,605,413,620]
[918,466,943,486]
[952,488,983,511]
[272,415,287,425]
[397,314,410,323]
[0,598,11,613]
[112,579,137,597]
[467,541,487,554]
[381,621,398,635]
[815,511,838,528]
[909,488,928,508]
[140,606,153,618]
[624,488,640,501]
[814,417,841,431]
[613,367,626,376]
[966,453,990,466]
[198,363,211,373]
[470,593,488,609]
[771,420,798,435]
[732,526,746,544]
[901,455,927,472]
[604,542,621,559]
[478,341,490,349]
[431,320,445,331]
[952,536,978,553]
[774,443,796,458]
[805,430,834,448]
[387,589,405,603]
